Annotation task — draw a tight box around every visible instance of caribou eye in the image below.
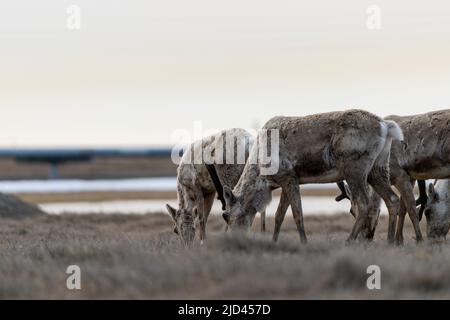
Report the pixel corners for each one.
[222,212,230,223]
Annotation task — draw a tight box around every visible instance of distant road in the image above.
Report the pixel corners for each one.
[0,147,173,161]
[0,148,177,180]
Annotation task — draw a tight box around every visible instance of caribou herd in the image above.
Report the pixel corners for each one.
[166,109,450,245]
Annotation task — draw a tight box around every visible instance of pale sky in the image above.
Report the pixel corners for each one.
[1,1,450,147]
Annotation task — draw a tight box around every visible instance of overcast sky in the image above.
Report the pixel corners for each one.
[1,1,450,147]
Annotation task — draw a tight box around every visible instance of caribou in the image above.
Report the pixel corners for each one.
[222,109,404,243]
[336,179,427,242]
[339,179,450,241]
[336,179,428,241]
[336,110,450,244]
[424,180,450,240]
[166,128,266,244]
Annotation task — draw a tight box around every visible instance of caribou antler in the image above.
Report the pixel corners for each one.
[415,180,428,221]
[205,163,226,211]
[335,181,350,202]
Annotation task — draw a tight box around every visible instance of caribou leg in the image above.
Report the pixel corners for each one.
[203,192,215,222]
[395,198,407,245]
[367,166,401,244]
[272,190,290,242]
[260,210,266,233]
[284,182,307,243]
[346,177,371,242]
[194,183,207,244]
[395,176,424,243]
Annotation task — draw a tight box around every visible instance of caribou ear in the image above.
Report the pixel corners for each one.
[166,204,177,221]
[222,212,230,223]
[428,183,439,202]
[223,186,236,205]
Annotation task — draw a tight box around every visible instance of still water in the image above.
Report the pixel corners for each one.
[40,196,389,216]
[0,178,389,215]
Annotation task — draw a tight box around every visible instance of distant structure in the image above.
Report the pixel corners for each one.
[0,148,176,180]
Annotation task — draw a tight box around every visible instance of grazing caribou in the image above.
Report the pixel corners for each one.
[339,178,450,241]
[336,179,427,241]
[336,182,382,241]
[166,128,266,244]
[222,109,403,243]
[424,180,450,240]
[336,110,450,244]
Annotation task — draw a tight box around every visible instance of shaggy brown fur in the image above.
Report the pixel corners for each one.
[386,111,450,243]
[223,109,403,243]
[166,128,266,244]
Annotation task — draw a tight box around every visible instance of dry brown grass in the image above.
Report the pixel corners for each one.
[0,212,449,299]
[18,190,179,204]
[18,188,339,204]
